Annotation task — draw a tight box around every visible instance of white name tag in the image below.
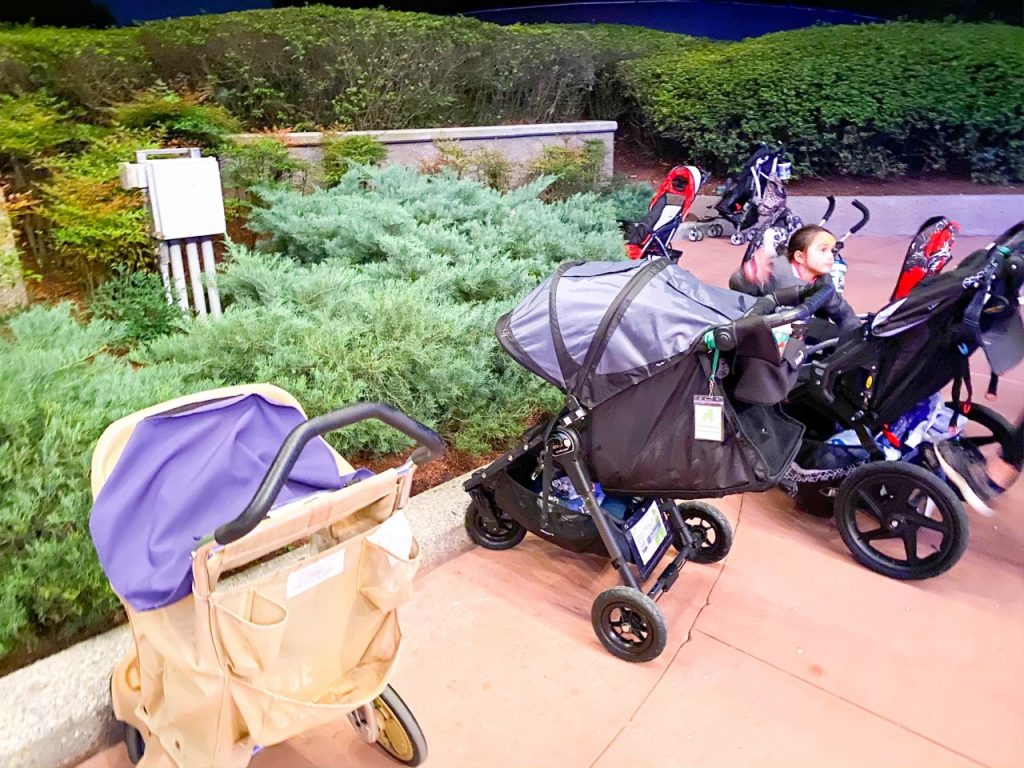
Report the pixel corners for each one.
[286,549,346,599]
[694,395,724,442]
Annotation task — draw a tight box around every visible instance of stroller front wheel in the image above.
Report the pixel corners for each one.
[465,491,526,550]
[673,501,733,564]
[591,586,667,663]
[354,685,428,766]
[122,722,145,765]
[729,232,745,246]
[835,462,968,580]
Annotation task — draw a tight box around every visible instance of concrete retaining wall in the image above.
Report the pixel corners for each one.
[232,121,618,180]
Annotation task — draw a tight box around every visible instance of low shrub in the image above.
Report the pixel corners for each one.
[321,134,387,187]
[418,140,513,192]
[88,268,185,345]
[528,139,607,200]
[219,137,310,218]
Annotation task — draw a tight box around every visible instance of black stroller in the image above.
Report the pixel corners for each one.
[464,258,834,662]
[710,144,801,246]
[784,223,1024,579]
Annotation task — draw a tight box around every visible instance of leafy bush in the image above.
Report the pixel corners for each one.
[321,134,387,187]
[528,139,607,199]
[419,139,513,191]
[88,268,185,344]
[599,180,655,222]
[618,21,1024,182]
[219,137,309,218]
[110,90,242,149]
[0,94,91,166]
[36,129,158,286]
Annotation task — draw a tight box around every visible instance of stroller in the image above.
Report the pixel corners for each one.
[620,165,705,259]
[89,384,445,767]
[464,258,835,662]
[700,144,801,246]
[782,223,1024,579]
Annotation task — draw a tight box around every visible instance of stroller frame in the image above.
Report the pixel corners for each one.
[466,263,836,662]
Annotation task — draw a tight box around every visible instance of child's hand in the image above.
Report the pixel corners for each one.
[743,246,774,286]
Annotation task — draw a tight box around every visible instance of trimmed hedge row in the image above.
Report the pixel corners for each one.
[618,22,1024,182]
[0,9,702,130]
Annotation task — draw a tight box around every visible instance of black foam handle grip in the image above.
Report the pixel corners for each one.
[214,403,445,545]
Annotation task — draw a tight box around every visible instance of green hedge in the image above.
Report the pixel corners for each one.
[618,22,1024,182]
[0,10,700,130]
[0,166,627,665]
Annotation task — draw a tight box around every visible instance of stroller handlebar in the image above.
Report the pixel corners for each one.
[213,403,445,545]
[711,276,836,351]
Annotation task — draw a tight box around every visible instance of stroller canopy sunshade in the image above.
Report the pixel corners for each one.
[90,393,345,611]
[497,260,757,408]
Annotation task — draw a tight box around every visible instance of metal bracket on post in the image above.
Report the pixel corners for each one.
[120,147,227,318]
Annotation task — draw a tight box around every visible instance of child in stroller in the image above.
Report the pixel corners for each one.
[780,223,1024,579]
[464,257,835,662]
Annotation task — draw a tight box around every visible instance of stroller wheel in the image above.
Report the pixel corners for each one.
[835,462,968,580]
[947,401,1022,472]
[370,685,428,766]
[674,501,733,564]
[465,490,526,550]
[123,723,145,765]
[591,586,667,663]
[729,232,745,246]
[687,227,704,242]
[707,223,724,238]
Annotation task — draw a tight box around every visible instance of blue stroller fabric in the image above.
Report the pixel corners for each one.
[89,393,346,611]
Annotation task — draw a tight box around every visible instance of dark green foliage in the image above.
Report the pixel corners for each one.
[321,134,387,187]
[88,268,185,345]
[110,91,242,149]
[618,22,1024,182]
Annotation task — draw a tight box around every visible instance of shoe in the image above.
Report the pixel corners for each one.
[934,440,1005,516]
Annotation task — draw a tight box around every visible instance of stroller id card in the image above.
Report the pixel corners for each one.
[693,395,724,442]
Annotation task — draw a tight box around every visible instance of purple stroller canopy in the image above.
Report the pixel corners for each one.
[90,393,344,611]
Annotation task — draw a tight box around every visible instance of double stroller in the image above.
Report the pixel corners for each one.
[464,258,835,662]
[782,223,1024,579]
[89,385,444,767]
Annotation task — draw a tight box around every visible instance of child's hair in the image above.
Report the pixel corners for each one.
[786,225,833,261]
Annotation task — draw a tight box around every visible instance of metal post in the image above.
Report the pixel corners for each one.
[200,237,222,318]
[184,239,207,316]
[167,240,190,311]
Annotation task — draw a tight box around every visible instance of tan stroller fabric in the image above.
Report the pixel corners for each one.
[94,385,422,768]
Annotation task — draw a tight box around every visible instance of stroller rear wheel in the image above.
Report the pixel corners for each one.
[673,501,733,564]
[707,223,725,238]
[835,463,968,580]
[729,232,745,246]
[465,490,526,550]
[350,685,428,766]
[687,227,704,241]
[591,586,667,662]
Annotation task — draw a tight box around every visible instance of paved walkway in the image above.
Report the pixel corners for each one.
[80,236,1024,768]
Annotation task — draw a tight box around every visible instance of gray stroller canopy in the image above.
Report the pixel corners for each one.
[497,260,757,408]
